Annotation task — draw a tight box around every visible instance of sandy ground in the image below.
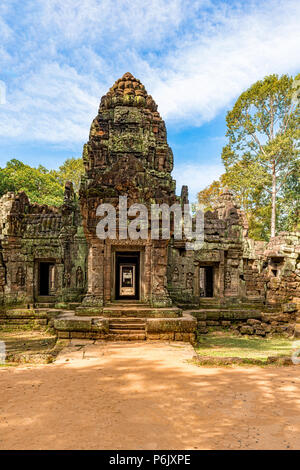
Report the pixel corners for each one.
[0,340,299,450]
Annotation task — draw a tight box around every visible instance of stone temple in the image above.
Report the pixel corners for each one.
[0,73,299,341]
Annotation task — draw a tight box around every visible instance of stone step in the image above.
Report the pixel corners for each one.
[109,317,145,323]
[110,324,145,330]
[109,328,145,334]
[108,333,146,341]
[108,302,149,307]
[35,303,56,308]
[102,307,182,318]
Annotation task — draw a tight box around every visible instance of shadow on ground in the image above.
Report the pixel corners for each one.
[0,341,299,450]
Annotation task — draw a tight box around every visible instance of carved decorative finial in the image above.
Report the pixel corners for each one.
[99,72,158,112]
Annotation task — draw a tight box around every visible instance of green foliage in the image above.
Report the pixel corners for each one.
[52,157,85,193]
[0,157,84,206]
[199,73,300,240]
[222,73,300,238]
[197,180,223,212]
[277,162,300,232]
[0,159,64,206]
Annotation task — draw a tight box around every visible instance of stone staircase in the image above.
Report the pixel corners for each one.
[108,317,146,341]
[101,302,182,318]
[0,308,48,329]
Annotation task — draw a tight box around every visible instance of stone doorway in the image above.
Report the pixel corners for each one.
[115,252,140,301]
[38,262,55,296]
[199,266,214,297]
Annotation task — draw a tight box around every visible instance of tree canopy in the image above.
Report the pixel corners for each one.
[52,157,85,193]
[198,73,300,240]
[0,157,85,206]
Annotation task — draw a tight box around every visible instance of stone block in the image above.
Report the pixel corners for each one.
[54,318,92,331]
[240,325,254,335]
[282,302,297,313]
[247,318,261,326]
[221,321,231,327]
[57,331,70,339]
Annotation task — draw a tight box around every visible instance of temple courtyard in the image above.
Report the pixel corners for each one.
[0,341,299,450]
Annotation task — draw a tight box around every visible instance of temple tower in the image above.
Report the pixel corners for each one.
[79,72,177,308]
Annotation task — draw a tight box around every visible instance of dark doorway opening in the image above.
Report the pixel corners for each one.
[116,252,140,300]
[199,266,214,297]
[39,262,54,296]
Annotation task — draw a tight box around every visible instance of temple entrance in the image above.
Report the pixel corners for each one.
[115,252,140,300]
[39,262,55,296]
[199,266,214,297]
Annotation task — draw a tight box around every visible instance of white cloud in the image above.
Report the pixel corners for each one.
[0,0,299,143]
[151,0,300,124]
[173,162,224,202]
[1,62,105,142]
[35,0,208,47]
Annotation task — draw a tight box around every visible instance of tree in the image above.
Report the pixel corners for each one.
[0,157,85,206]
[54,157,84,193]
[197,180,223,212]
[222,73,300,238]
[277,161,300,232]
[0,159,64,206]
[197,162,272,240]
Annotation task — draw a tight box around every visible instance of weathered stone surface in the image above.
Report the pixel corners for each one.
[54,318,92,331]
[282,303,297,313]
[0,183,87,307]
[240,325,254,335]
[146,314,196,333]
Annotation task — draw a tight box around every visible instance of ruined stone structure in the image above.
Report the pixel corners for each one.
[0,187,87,307]
[0,73,299,341]
[79,72,176,310]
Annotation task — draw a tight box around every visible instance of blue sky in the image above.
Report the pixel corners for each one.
[0,0,299,202]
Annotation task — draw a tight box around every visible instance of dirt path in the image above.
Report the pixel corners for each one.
[0,341,299,450]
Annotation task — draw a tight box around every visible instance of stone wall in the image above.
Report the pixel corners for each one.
[264,233,300,304]
[193,302,298,337]
[167,190,251,305]
[0,185,88,307]
[168,191,300,311]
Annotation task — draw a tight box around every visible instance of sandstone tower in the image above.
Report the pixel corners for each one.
[79,72,178,309]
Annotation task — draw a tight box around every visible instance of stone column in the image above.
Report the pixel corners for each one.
[81,237,104,307]
[151,240,172,307]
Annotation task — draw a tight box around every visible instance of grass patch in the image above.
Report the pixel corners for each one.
[196,332,295,360]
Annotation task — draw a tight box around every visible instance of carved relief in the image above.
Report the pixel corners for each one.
[186,272,193,290]
[76,266,84,288]
[16,266,26,287]
[172,267,179,282]
[225,270,231,289]
[63,272,71,288]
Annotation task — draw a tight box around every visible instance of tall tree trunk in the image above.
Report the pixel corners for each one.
[271,161,276,238]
